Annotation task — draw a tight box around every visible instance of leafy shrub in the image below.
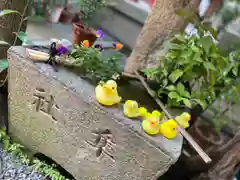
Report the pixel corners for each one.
[143,22,240,109]
[68,45,122,81]
[0,128,72,180]
[77,0,111,20]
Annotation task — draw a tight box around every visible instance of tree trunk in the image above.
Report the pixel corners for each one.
[124,0,200,74]
[0,0,30,58]
[193,133,240,180]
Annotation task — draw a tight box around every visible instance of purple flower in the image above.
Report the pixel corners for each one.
[57,45,68,56]
[94,44,104,51]
[96,29,104,39]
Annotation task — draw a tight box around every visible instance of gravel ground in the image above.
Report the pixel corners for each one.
[0,145,44,180]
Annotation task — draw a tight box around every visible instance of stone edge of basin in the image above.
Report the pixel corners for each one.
[7,46,183,164]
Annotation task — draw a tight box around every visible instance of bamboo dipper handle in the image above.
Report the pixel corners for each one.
[134,71,212,164]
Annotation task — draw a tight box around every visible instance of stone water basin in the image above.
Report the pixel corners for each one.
[8,46,182,180]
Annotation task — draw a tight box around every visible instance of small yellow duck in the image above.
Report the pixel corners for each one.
[159,119,177,139]
[138,107,148,117]
[95,80,121,106]
[176,112,191,129]
[123,100,148,118]
[123,100,139,118]
[141,110,162,135]
[151,110,162,119]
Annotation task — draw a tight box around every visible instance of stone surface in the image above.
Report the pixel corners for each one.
[8,46,183,180]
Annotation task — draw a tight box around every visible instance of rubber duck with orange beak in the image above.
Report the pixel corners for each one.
[95,80,121,106]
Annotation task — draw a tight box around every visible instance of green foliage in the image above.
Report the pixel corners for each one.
[13,31,33,45]
[69,45,122,81]
[0,9,21,16]
[0,128,72,180]
[221,50,240,104]
[143,13,240,109]
[0,6,31,47]
[78,0,111,20]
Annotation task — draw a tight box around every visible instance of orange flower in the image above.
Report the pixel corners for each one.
[113,43,123,50]
[82,40,90,48]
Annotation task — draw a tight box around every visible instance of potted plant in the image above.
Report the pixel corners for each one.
[72,23,97,46]
[67,39,123,83]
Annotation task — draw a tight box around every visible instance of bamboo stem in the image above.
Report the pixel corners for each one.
[121,72,139,80]
[134,70,212,164]
[13,0,31,46]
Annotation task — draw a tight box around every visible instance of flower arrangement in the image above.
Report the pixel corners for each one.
[53,29,123,81]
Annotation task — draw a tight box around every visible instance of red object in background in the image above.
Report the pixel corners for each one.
[149,0,155,8]
[205,0,223,17]
[128,0,155,8]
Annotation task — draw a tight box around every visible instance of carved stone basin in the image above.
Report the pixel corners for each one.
[8,46,183,180]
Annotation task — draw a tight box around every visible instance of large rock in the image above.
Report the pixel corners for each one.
[8,46,182,180]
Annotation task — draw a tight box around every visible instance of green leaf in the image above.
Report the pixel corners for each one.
[175,9,195,19]
[209,72,216,85]
[191,45,200,53]
[166,51,178,59]
[176,83,191,98]
[23,16,29,21]
[162,78,168,87]
[166,85,176,91]
[203,25,217,39]
[13,31,27,42]
[0,59,8,71]
[0,9,21,16]
[182,91,191,98]
[181,50,192,59]
[210,52,220,59]
[182,98,192,108]
[174,34,186,42]
[149,90,157,97]
[193,99,207,109]
[232,66,238,76]
[198,36,213,54]
[203,62,216,71]
[3,136,10,150]
[224,78,233,85]
[176,83,185,94]
[168,91,179,99]
[169,69,183,83]
[166,43,182,50]
[193,52,202,62]
[143,68,158,79]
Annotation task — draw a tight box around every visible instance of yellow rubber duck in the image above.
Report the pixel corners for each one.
[123,100,148,118]
[95,80,121,106]
[141,110,162,135]
[151,110,162,120]
[159,119,177,139]
[176,112,191,129]
[123,100,139,118]
[138,107,148,118]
